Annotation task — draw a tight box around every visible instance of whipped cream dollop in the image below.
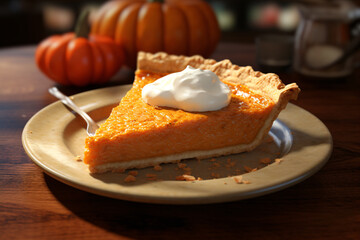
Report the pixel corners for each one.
[142,65,231,112]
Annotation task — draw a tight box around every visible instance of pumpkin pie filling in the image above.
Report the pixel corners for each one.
[84,52,299,173]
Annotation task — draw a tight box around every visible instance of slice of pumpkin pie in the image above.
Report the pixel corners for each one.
[84,52,300,173]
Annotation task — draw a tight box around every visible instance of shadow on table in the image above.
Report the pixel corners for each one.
[44,168,331,240]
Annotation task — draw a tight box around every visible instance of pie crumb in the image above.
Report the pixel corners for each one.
[128,170,138,176]
[211,172,220,178]
[275,158,283,164]
[260,157,272,164]
[124,175,136,183]
[225,158,236,168]
[177,163,187,169]
[233,176,243,183]
[153,165,162,171]
[233,176,251,184]
[146,173,157,181]
[244,166,257,173]
[74,155,82,162]
[209,162,221,170]
[146,173,157,177]
[176,174,196,181]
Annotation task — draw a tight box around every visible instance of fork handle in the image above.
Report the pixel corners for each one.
[48,87,99,135]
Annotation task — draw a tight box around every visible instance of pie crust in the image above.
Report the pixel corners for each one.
[84,52,300,173]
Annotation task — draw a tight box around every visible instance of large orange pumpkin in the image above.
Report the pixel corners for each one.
[91,0,220,68]
[36,10,124,86]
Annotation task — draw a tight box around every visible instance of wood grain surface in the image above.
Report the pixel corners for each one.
[1,44,359,240]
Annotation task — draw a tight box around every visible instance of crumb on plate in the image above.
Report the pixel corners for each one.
[210,162,221,170]
[233,176,251,184]
[244,165,257,173]
[176,174,196,181]
[275,158,283,164]
[146,173,158,181]
[177,162,187,169]
[260,157,272,164]
[225,158,236,168]
[124,175,136,183]
[211,172,220,178]
[128,170,138,176]
[153,165,162,171]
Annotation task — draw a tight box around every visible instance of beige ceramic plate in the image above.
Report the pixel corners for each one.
[22,85,332,204]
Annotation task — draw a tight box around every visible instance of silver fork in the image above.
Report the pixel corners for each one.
[48,87,99,136]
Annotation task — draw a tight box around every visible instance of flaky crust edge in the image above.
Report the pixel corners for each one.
[90,52,300,173]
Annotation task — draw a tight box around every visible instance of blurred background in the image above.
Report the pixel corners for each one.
[1,0,359,77]
[1,0,358,47]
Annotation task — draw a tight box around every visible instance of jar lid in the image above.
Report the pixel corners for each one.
[299,1,355,22]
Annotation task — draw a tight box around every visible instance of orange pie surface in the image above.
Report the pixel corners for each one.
[84,52,299,173]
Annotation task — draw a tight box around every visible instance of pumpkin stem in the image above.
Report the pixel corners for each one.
[75,8,90,38]
[147,0,164,3]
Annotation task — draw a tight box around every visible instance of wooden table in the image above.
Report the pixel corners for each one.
[1,43,359,239]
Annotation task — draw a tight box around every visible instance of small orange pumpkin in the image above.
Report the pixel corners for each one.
[35,10,125,86]
[91,0,220,68]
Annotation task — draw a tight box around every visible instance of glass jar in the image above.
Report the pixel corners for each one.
[294,1,359,78]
